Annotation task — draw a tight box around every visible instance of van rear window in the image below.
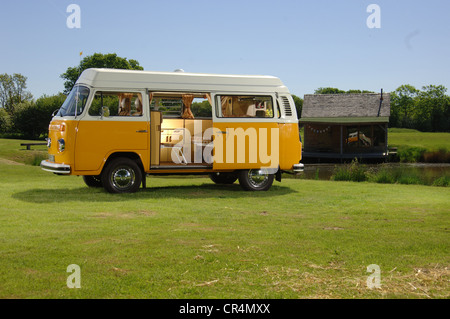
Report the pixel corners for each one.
[216,95,274,118]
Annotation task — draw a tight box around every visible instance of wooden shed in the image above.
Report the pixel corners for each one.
[299,92,390,161]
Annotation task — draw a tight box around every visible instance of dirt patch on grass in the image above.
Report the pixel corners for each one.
[323,226,345,231]
[109,266,131,277]
[177,223,215,232]
[200,244,220,253]
[91,210,157,219]
[195,279,219,287]
[0,158,24,165]
[23,268,40,275]
[350,264,450,298]
[380,265,450,298]
[257,263,449,298]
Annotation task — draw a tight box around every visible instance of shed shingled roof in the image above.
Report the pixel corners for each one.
[300,93,390,122]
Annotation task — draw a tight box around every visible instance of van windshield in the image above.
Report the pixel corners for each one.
[57,85,90,117]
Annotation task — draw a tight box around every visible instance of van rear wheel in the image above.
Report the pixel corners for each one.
[238,169,274,191]
[83,175,102,187]
[101,158,142,193]
[209,172,238,184]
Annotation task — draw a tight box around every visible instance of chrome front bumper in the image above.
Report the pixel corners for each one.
[40,160,71,174]
[293,163,304,173]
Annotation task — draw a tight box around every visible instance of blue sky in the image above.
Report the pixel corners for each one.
[1,0,449,98]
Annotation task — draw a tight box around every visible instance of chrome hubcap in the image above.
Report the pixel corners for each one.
[248,169,269,188]
[111,167,135,190]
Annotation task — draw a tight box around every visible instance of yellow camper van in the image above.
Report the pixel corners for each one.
[41,69,303,193]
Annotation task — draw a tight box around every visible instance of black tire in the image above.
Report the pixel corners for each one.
[82,175,103,187]
[101,158,142,193]
[209,172,238,185]
[238,169,274,191]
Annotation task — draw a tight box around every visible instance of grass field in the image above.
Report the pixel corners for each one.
[0,138,47,166]
[387,129,450,163]
[388,128,450,151]
[0,157,449,298]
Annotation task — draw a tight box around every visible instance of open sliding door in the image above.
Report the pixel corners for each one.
[150,111,162,167]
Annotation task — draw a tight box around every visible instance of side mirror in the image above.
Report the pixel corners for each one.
[52,108,60,117]
[101,106,110,118]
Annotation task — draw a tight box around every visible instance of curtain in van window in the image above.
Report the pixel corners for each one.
[149,93,154,105]
[220,96,230,117]
[182,94,194,119]
[118,93,133,116]
[204,93,212,105]
[134,94,143,116]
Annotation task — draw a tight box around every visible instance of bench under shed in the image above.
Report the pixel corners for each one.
[20,142,47,150]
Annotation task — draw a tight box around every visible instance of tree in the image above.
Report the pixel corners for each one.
[60,53,144,94]
[291,94,303,118]
[0,73,33,114]
[389,84,450,132]
[390,84,419,128]
[314,87,374,95]
[346,89,375,94]
[12,94,66,139]
[415,85,449,132]
[0,108,10,133]
[191,100,212,117]
[314,87,346,94]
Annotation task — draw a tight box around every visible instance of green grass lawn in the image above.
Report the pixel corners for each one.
[0,138,47,165]
[388,128,450,151]
[0,160,448,298]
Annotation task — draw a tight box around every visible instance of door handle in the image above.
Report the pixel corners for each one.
[136,130,148,133]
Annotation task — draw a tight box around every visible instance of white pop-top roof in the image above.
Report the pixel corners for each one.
[76,68,290,94]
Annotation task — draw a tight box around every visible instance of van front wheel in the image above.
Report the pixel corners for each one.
[101,158,142,193]
[238,169,274,191]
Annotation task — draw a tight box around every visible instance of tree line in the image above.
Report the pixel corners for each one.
[389,84,449,132]
[0,54,143,139]
[0,53,449,139]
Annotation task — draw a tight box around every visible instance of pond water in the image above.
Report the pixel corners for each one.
[295,163,450,182]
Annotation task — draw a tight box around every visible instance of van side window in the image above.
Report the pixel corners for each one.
[149,93,212,118]
[217,95,274,118]
[88,92,143,117]
[150,97,183,117]
[190,97,212,118]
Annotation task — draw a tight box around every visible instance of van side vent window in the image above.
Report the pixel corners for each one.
[281,96,292,116]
